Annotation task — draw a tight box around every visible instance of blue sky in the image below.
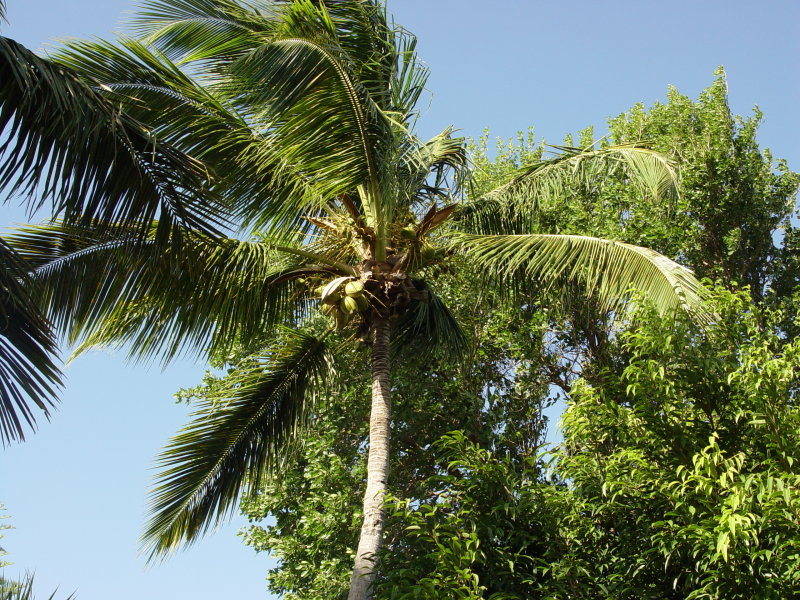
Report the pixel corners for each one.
[1,1,798,599]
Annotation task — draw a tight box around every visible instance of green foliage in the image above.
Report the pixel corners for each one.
[0,505,11,569]
[0,511,75,600]
[143,328,333,558]
[608,68,800,299]
[369,287,800,599]
[4,0,782,595]
[0,574,76,600]
[231,72,800,598]
[377,431,553,600]
[552,286,800,599]
[0,239,60,444]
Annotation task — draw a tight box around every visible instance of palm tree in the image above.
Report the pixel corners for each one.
[3,1,706,598]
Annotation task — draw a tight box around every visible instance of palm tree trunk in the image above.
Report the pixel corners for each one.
[348,316,392,600]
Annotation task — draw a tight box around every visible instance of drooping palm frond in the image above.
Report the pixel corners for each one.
[50,36,326,239]
[142,328,331,559]
[0,36,224,241]
[51,36,245,160]
[451,232,709,322]
[6,223,329,364]
[0,239,60,445]
[130,0,269,65]
[393,282,467,360]
[459,143,679,235]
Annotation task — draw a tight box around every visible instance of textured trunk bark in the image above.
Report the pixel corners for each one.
[347,317,392,600]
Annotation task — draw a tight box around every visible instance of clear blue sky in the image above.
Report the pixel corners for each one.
[1,1,798,598]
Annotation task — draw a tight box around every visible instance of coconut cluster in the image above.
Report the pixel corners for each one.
[317,276,371,328]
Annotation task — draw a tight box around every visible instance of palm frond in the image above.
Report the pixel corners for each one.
[142,328,331,559]
[0,573,77,600]
[0,36,224,240]
[393,281,467,359]
[459,143,678,234]
[219,0,417,255]
[228,25,388,196]
[130,0,268,64]
[50,37,327,240]
[452,232,709,321]
[0,238,60,445]
[400,127,467,209]
[6,223,315,364]
[128,1,427,251]
[388,23,429,126]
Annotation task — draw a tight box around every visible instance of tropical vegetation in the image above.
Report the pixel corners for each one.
[229,73,799,598]
[0,2,764,599]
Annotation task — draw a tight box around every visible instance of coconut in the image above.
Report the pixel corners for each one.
[420,244,438,262]
[342,296,360,314]
[400,226,416,240]
[321,276,350,304]
[334,311,350,329]
[344,280,364,296]
[353,294,369,311]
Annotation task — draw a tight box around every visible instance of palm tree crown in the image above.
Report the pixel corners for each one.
[1,1,707,597]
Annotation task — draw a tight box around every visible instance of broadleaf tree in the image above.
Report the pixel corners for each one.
[1,1,707,597]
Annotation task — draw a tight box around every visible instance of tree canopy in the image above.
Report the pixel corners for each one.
[228,73,800,598]
[2,2,780,598]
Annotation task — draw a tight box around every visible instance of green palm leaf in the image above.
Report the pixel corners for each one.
[0,36,224,240]
[0,573,77,600]
[6,223,321,364]
[452,232,709,321]
[460,143,678,234]
[131,0,267,64]
[142,328,331,558]
[400,127,468,208]
[139,0,426,253]
[226,15,391,196]
[0,239,60,445]
[223,1,411,260]
[393,282,467,359]
[50,36,329,239]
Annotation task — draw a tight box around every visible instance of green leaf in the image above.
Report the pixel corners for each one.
[142,328,332,559]
[0,36,224,241]
[450,232,709,321]
[0,238,61,444]
[6,223,313,364]
[459,143,678,235]
[393,282,468,360]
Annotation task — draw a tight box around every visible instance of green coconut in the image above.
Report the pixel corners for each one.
[344,280,364,296]
[341,296,360,314]
[353,294,369,311]
[420,244,438,262]
[399,226,416,240]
